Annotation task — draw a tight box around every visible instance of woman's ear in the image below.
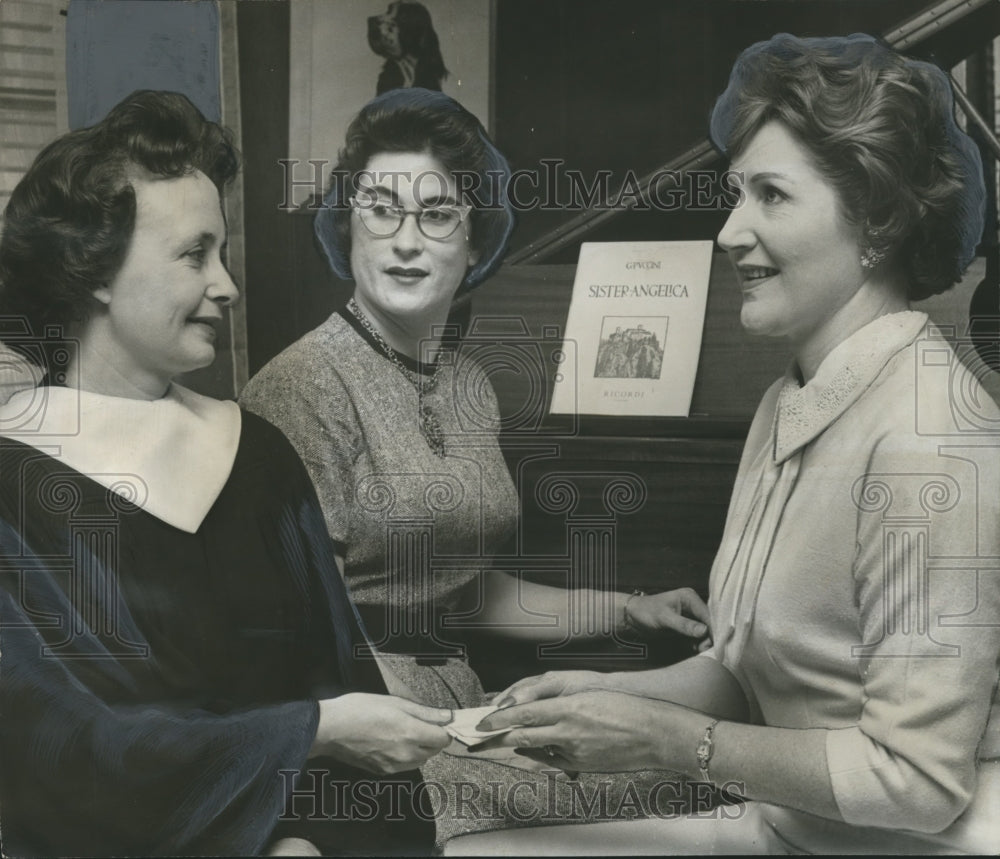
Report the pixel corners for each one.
[91,285,113,306]
[467,247,481,269]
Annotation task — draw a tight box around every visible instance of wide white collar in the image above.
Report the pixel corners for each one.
[772,311,928,464]
[0,383,241,533]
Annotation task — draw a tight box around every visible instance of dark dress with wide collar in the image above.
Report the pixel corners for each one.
[0,402,433,856]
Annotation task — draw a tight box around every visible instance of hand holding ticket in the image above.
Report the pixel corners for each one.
[445,705,517,747]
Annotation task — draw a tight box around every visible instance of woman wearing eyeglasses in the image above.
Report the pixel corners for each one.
[240,88,710,842]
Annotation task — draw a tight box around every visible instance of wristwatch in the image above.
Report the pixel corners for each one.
[622,588,645,634]
[696,719,719,782]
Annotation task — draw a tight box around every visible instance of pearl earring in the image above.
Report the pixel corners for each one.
[860,246,887,269]
[860,221,888,270]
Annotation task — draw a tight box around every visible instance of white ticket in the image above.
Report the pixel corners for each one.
[445,705,517,747]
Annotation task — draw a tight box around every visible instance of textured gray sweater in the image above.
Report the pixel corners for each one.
[239,309,519,639]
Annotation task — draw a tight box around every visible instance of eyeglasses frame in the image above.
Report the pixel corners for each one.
[348,194,473,241]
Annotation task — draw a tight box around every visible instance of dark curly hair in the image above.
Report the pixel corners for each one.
[0,90,239,335]
[314,87,514,291]
[710,33,985,301]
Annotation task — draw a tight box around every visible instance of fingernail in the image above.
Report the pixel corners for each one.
[475,719,492,731]
[694,624,707,635]
[494,696,514,709]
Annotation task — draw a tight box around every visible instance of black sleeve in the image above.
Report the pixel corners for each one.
[0,560,319,858]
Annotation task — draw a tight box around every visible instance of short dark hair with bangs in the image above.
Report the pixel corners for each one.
[0,89,239,335]
[710,33,985,301]
[314,87,514,292]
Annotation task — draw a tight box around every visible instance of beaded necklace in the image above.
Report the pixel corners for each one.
[346,297,447,457]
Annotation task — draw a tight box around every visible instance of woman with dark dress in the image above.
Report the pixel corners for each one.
[0,90,450,857]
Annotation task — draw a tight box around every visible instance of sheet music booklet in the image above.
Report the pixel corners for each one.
[549,240,714,418]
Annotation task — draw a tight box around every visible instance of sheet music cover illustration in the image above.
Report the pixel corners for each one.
[594,316,668,379]
[550,241,713,417]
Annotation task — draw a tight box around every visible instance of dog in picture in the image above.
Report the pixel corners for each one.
[367,1,448,95]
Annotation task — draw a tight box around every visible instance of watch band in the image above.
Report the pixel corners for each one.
[696,719,719,782]
[622,588,645,633]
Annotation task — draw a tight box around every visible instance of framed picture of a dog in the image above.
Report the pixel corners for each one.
[288,0,494,210]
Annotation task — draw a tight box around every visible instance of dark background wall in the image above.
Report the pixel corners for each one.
[237,0,976,375]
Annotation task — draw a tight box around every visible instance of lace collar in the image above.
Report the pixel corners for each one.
[772,311,929,464]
